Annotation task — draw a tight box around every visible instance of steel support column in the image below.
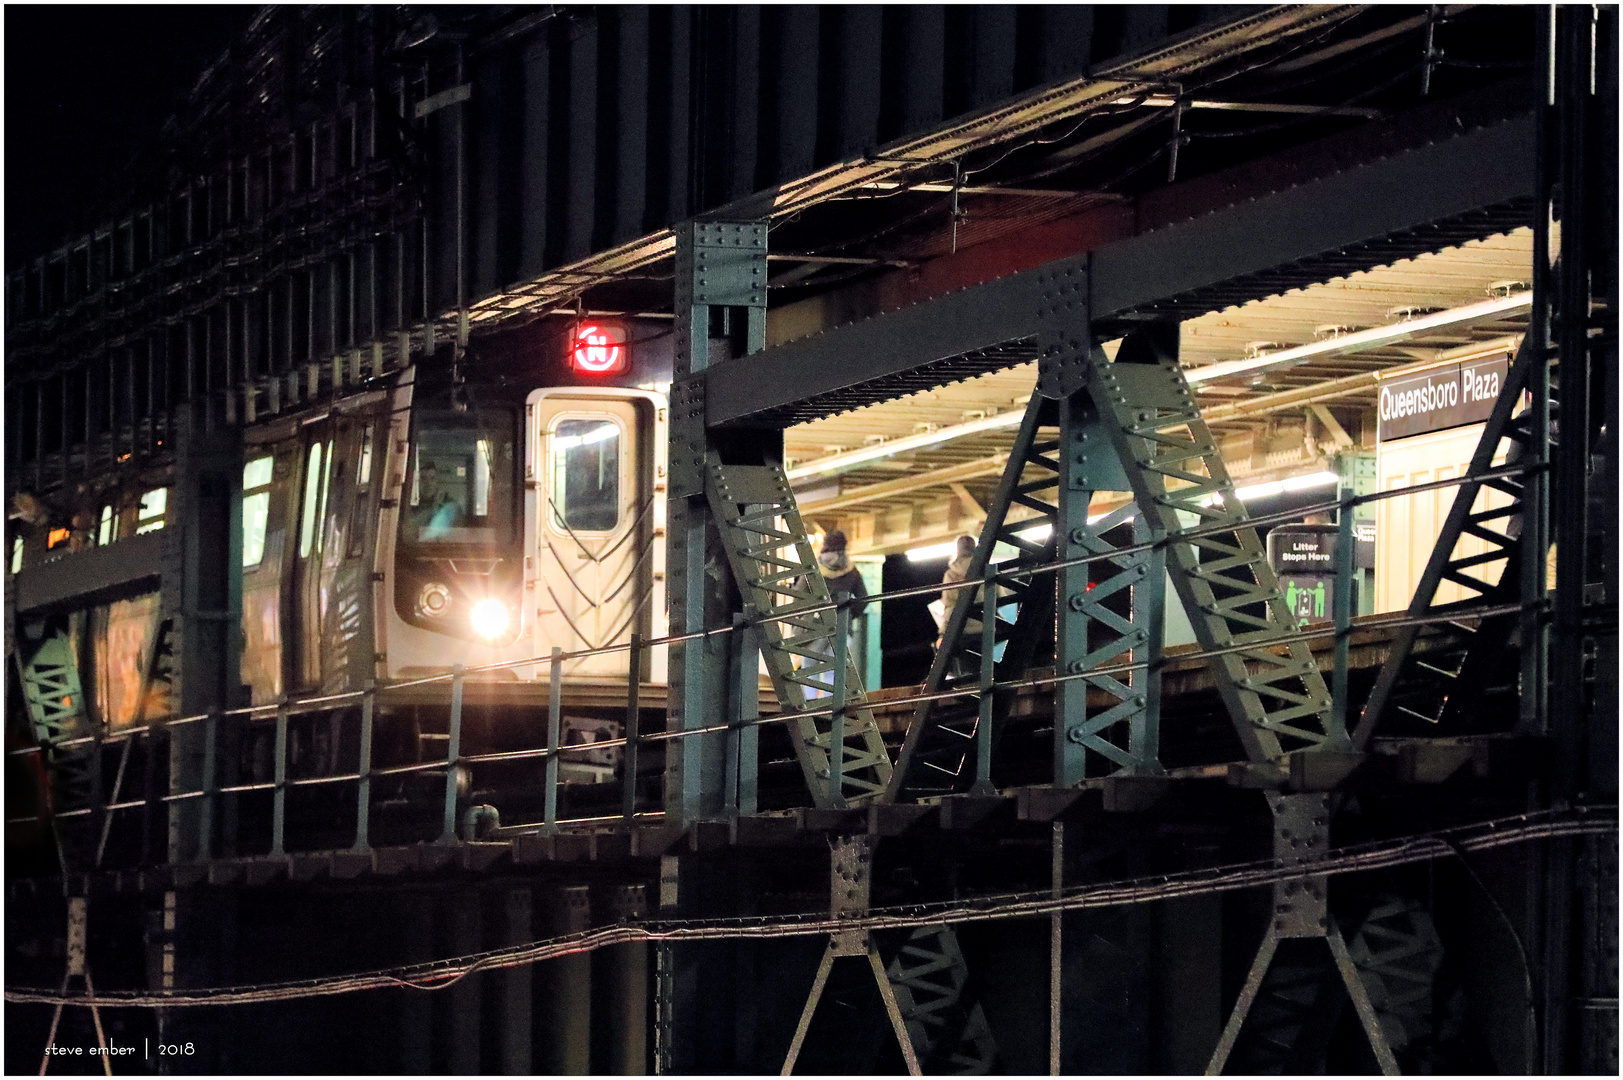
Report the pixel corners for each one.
[665,221,770,824]
[169,401,243,863]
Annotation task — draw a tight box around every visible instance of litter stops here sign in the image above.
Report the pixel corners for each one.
[1266,525,1340,623]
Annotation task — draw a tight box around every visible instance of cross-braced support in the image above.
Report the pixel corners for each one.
[1054,385,1166,783]
[782,836,996,1076]
[1084,323,1342,762]
[888,394,1055,799]
[705,460,892,807]
[666,221,773,822]
[888,388,1157,800]
[1352,335,1545,748]
[1207,795,1400,1075]
[15,621,99,869]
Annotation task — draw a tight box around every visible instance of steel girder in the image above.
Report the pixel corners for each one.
[704,458,892,807]
[666,222,771,823]
[885,394,1065,801]
[14,623,98,869]
[705,114,1535,430]
[886,379,1167,800]
[1207,794,1401,1076]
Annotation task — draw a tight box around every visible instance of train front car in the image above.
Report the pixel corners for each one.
[366,319,671,829]
[384,321,669,681]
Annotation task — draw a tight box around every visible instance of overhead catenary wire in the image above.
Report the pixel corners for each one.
[5,807,1612,1010]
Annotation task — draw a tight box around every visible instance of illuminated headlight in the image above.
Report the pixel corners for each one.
[470,598,511,640]
[417,581,452,618]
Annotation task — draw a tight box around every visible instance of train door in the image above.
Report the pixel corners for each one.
[291,420,336,690]
[531,393,649,677]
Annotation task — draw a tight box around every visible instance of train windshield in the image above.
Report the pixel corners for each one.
[403,407,517,546]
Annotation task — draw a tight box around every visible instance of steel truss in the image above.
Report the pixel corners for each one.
[1353,334,1544,747]
[705,458,892,807]
[782,836,997,1076]
[14,621,99,869]
[887,381,1168,800]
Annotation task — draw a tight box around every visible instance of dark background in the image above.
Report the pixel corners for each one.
[6,4,256,267]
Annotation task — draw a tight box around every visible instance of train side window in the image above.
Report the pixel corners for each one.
[10,536,22,574]
[98,504,117,546]
[134,489,166,535]
[242,455,274,568]
[356,424,373,486]
[550,416,622,533]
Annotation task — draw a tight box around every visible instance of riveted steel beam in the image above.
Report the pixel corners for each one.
[706,114,1535,429]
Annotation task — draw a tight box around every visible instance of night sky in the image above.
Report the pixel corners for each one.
[5,4,256,267]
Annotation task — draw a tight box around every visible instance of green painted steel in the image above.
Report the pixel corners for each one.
[703,457,891,808]
[1086,325,1340,763]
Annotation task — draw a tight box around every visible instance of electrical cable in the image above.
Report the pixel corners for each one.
[5,807,1611,1009]
[1185,59,1427,141]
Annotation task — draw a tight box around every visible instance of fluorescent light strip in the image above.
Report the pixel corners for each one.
[906,472,1337,559]
[1187,293,1531,386]
[1200,470,1340,506]
[787,409,1026,482]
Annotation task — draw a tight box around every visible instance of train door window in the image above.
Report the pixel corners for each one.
[134,488,166,534]
[98,504,117,546]
[348,425,374,559]
[299,442,331,559]
[242,455,274,568]
[10,536,21,574]
[549,416,622,533]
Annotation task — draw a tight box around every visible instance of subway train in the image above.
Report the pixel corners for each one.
[8,318,677,849]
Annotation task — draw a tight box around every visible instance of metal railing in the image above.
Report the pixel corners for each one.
[9,463,1547,868]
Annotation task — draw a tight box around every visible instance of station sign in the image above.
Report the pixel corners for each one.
[1378,353,1509,441]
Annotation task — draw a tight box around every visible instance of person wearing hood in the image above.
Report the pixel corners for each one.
[817,529,867,617]
[804,529,866,696]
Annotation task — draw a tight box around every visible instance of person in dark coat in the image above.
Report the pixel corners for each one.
[805,529,866,697]
[817,529,867,617]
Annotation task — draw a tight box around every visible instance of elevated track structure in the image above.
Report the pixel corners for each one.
[5,6,1615,1076]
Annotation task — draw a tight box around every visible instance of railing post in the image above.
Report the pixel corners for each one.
[829,604,850,808]
[1331,488,1355,734]
[724,617,760,817]
[623,636,642,824]
[197,710,219,862]
[440,666,464,844]
[270,704,289,857]
[545,648,562,833]
[140,725,161,866]
[972,566,998,796]
[353,686,374,852]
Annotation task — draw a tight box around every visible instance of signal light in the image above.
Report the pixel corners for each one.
[570,323,628,375]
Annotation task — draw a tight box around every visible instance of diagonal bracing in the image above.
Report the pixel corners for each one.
[705,458,892,808]
[1085,324,1340,764]
[886,395,1065,801]
[1353,335,1543,746]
